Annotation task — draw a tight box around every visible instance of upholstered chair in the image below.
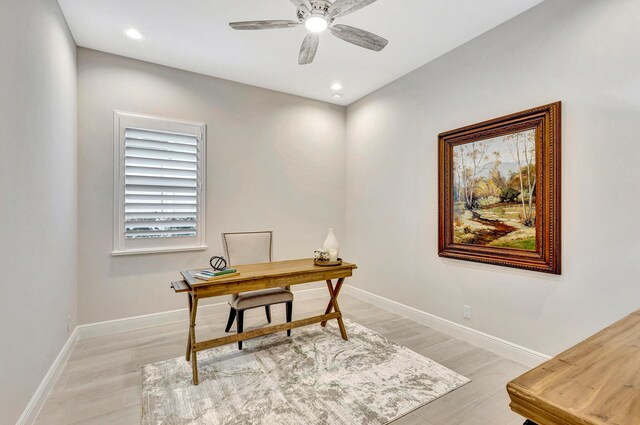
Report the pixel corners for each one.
[221,231,293,350]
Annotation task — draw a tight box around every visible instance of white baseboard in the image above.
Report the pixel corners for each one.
[16,328,78,425]
[76,302,226,340]
[76,287,327,340]
[343,285,551,368]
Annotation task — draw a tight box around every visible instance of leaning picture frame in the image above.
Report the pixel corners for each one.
[438,102,561,274]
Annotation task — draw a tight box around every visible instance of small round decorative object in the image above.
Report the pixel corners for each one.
[209,256,228,271]
[314,248,330,262]
[314,258,343,267]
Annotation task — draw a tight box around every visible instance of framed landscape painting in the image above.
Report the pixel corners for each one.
[438,102,561,274]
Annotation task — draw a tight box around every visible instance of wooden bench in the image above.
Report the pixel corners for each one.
[507,309,640,425]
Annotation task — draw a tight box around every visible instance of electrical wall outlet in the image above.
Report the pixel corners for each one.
[463,305,472,320]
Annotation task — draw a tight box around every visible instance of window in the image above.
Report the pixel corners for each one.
[113,112,206,255]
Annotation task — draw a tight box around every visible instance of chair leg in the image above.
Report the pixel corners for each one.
[225,307,237,333]
[286,301,293,337]
[265,305,272,323]
[237,309,244,350]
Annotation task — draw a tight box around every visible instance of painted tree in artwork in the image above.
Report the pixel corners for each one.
[475,151,504,199]
[453,150,462,203]
[454,141,492,209]
[505,130,536,226]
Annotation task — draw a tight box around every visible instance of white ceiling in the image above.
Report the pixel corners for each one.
[58,0,543,105]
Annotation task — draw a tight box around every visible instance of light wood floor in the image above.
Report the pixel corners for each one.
[34,294,529,425]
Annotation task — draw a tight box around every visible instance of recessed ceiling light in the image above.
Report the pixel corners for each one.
[332,94,343,99]
[124,28,145,40]
[331,83,343,91]
[305,15,328,33]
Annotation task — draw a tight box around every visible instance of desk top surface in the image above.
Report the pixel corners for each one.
[507,309,640,425]
[181,258,357,288]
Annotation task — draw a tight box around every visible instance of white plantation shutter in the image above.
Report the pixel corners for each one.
[113,112,206,255]
[124,128,198,239]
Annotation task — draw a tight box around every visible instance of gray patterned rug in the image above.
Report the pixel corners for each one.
[142,319,469,425]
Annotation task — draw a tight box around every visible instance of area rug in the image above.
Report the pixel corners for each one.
[141,319,470,425]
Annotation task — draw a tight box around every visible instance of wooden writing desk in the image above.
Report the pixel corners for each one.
[171,258,357,385]
[507,309,640,425]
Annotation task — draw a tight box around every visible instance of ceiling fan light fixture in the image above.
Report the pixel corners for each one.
[305,15,328,33]
[228,0,387,65]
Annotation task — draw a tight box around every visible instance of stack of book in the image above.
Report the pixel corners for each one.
[194,268,239,281]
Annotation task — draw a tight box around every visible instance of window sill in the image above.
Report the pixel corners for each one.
[111,245,208,257]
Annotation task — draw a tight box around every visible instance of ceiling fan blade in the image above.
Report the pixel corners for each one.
[298,33,320,65]
[229,20,301,30]
[330,24,388,51]
[328,0,377,19]
[290,0,312,13]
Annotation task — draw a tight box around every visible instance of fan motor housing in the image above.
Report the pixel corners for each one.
[297,0,333,21]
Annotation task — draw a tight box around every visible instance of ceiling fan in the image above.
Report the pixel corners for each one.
[229,0,388,65]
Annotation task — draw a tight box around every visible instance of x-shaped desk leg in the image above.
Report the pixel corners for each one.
[185,293,193,361]
[321,278,348,340]
[185,292,199,385]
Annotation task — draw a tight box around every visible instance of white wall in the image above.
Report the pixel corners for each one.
[77,48,346,325]
[0,0,78,422]
[344,0,640,356]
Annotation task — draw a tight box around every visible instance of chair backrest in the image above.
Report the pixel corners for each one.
[222,231,272,266]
